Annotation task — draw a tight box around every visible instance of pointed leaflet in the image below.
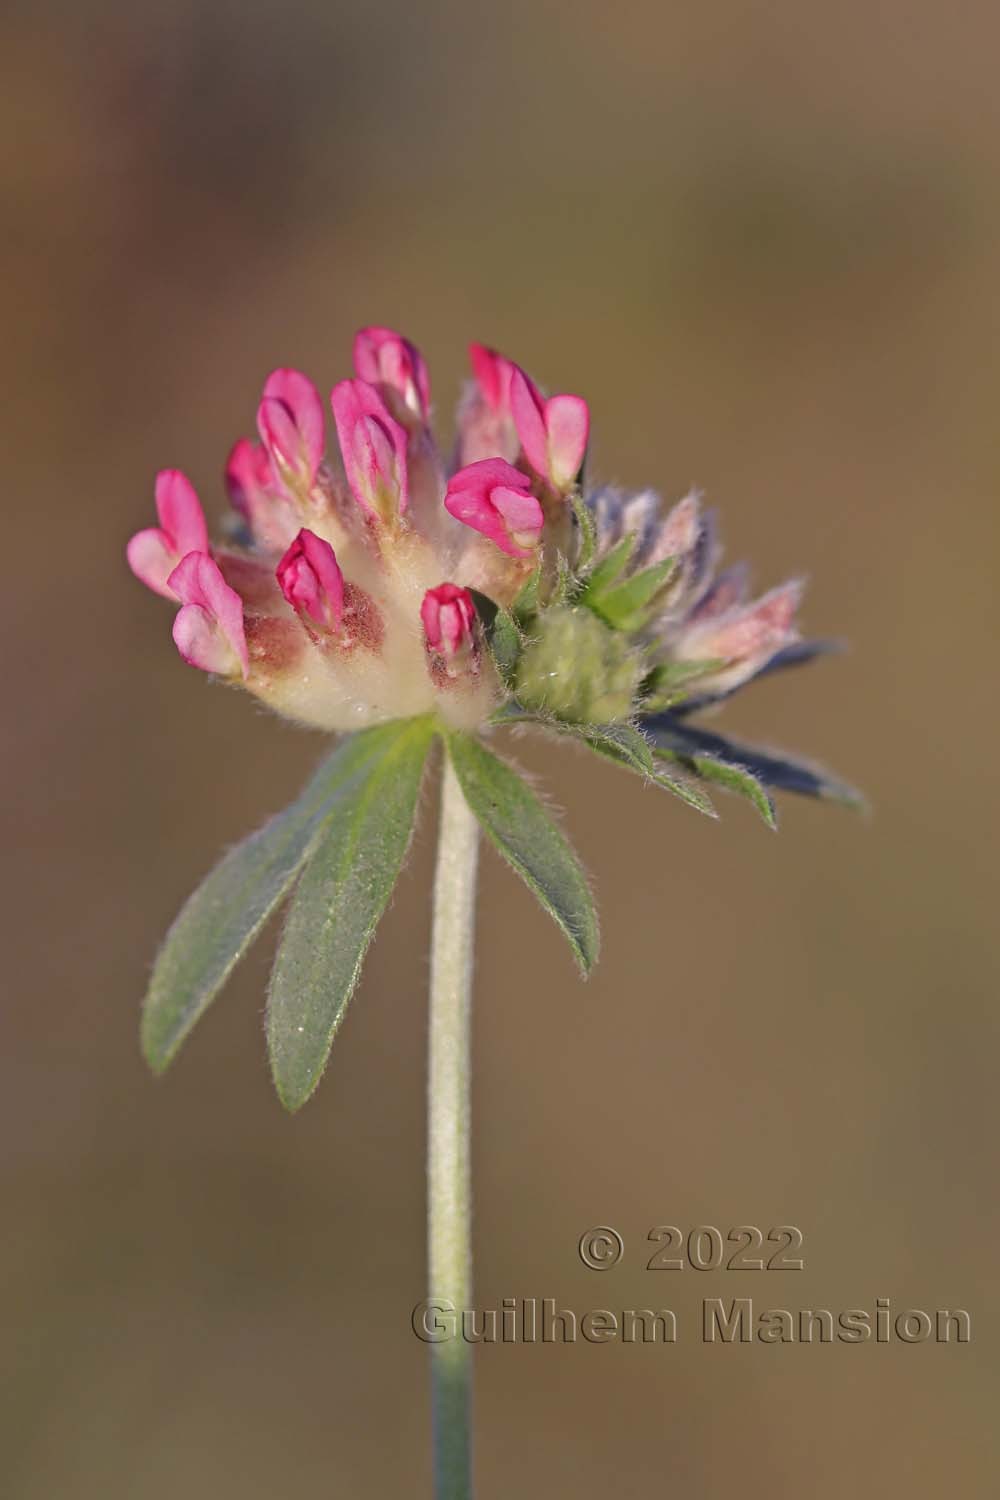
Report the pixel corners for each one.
[488,707,716,817]
[643,713,864,808]
[141,724,409,1073]
[445,730,599,974]
[656,749,776,828]
[574,721,717,817]
[267,717,434,1111]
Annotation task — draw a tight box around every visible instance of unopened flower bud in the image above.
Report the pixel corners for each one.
[257,368,325,493]
[421,583,479,682]
[276,529,344,636]
[330,378,409,527]
[353,326,430,425]
[515,606,643,723]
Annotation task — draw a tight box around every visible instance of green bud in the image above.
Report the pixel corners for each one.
[514,606,644,724]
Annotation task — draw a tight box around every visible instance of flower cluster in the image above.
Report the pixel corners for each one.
[129,327,828,773]
[132,324,858,1112]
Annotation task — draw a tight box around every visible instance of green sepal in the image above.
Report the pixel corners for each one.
[550,550,578,607]
[468,589,521,687]
[569,491,597,573]
[266,716,435,1111]
[584,555,676,632]
[140,723,412,1075]
[445,730,599,974]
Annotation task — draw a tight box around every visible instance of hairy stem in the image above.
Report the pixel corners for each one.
[428,752,479,1500]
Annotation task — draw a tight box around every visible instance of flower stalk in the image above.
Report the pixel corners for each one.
[427,753,479,1500]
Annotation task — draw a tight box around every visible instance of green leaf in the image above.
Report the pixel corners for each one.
[140,725,407,1075]
[266,717,434,1111]
[445,730,599,974]
[585,555,676,631]
[656,749,776,828]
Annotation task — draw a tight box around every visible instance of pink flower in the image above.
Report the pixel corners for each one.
[509,367,589,493]
[257,368,325,491]
[168,552,250,679]
[421,583,479,677]
[456,343,520,466]
[330,378,409,525]
[126,469,210,599]
[276,529,344,635]
[469,343,517,413]
[444,458,544,558]
[224,438,297,551]
[353,326,430,424]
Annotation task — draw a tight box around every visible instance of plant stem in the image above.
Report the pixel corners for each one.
[428,752,479,1500]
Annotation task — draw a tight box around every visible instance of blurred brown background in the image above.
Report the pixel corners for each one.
[3,0,998,1494]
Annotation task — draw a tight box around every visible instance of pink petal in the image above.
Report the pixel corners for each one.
[544,394,589,489]
[155,469,209,555]
[225,439,274,517]
[126,528,178,599]
[447,456,531,494]
[469,343,515,411]
[443,459,541,558]
[167,552,249,677]
[508,366,549,478]
[490,486,545,541]
[225,439,297,551]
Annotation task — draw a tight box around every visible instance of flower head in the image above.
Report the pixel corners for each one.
[127,330,851,805]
